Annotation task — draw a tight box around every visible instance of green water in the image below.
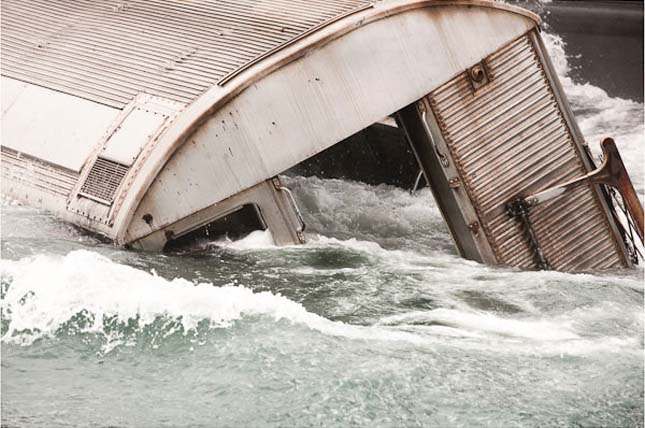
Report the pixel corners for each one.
[1,32,644,428]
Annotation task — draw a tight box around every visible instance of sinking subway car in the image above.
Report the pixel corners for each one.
[1,0,642,272]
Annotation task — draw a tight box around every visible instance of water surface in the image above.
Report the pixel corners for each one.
[2,32,643,428]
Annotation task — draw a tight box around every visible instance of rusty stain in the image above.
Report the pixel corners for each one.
[468,221,480,236]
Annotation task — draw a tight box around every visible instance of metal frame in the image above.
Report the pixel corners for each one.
[132,177,304,250]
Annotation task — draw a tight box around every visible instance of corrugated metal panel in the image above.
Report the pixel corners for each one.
[429,35,624,271]
[1,0,370,108]
[1,147,79,197]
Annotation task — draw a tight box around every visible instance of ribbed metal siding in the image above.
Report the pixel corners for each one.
[1,147,79,197]
[429,35,624,271]
[1,0,370,108]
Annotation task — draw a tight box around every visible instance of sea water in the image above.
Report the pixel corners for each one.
[1,30,643,428]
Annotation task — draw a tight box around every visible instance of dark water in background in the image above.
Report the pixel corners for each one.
[2,26,644,428]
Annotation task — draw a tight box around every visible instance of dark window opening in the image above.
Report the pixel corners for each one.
[164,204,266,251]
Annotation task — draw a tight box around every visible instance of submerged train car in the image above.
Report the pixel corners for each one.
[1,0,642,271]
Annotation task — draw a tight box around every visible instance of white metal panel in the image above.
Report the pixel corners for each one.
[125,5,536,241]
[101,108,168,166]
[1,77,28,115]
[1,78,120,171]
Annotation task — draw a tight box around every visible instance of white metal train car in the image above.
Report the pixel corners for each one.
[2,0,642,271]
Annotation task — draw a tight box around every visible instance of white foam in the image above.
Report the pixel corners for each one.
[377,308,579,341]
[0,251,424,346]
[215,229,277,250]
[282,176,448,246]
[1,251,639,356]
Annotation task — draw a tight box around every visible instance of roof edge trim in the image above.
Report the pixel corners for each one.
[219,0,539,88]
[217,3,375,86]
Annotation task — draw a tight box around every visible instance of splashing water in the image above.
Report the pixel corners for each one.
[1,30,643,428]
[543,32,644,193]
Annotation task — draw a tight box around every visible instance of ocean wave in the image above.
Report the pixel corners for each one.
[1,250,320,344]
[2,250,640,358]
[1,250,435,350]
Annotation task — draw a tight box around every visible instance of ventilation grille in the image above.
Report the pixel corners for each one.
[429,34,623,271]
[79,157,129,204]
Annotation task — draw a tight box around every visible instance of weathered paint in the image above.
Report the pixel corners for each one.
[7,0,633,271]
[401,33,629,271]
[1,0,370,108]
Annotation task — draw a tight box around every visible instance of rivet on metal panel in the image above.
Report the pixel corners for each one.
[468,221,480,236]
[448,177,460,188]
[470,65,485,83]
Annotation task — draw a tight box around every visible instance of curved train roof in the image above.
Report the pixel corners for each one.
[1,0,537,110]
[1,0,371,108]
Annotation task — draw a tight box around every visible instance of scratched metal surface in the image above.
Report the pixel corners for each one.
[428,34,625,271]
[0,0,370,108]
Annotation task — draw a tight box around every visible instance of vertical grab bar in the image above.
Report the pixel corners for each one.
[272,177,306,243]
[418,101,450,168]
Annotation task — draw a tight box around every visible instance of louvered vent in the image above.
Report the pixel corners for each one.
[79,157,129,204]
[428,34,624,271]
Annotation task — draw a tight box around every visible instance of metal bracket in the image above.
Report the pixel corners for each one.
[517,138,643,243]
[467,60,492,92]
[448,177,461,188]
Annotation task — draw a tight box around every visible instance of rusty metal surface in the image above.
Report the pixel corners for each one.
[428,33,625,271]
[519,137,644,243]
[1,0,370,109]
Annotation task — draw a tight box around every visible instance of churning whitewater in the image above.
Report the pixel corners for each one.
[2,32,644,428]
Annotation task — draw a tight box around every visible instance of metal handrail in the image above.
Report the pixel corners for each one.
[275,185,306,234]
